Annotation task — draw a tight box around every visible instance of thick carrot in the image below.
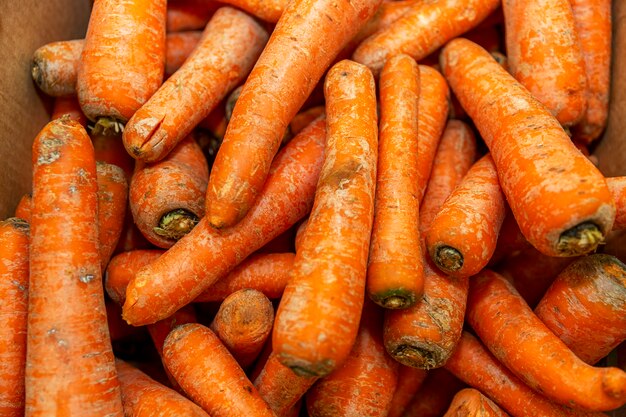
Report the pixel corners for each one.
[467,269,626,411]
[92,131,135,180]
[386,366,428,417]
[273,61,377,377]
[368,54,422,309]
[129,135,209,248]
[0,218,29,417]
[123,117,327,326]
[488,210,530,267]
[31,39,83,97]
[608,176,626,230]
[402,368,466,417]
[426,154,506,277]
[167,0,221,32]
[352,0,500,75]
[116,359,209,417]
[105,250,164,305]
[123,7,268,163]
[77,0,166,130]
[206,0,382,229]
[534,254,626,365]
[503,0,587,126]
[164,31,202,76]
[14,195,32,222]
[52,97,88,126]
[290,106,325,136]
[163,323,275,417]
[96,162,128,270]
[26,117,123,415]
[444,389,510,417]
[440,38,615,257]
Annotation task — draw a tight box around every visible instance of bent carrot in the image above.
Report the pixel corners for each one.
[52,97,88,126]
[123,7,268,163]
[608,176,626,230]
[444,389,509,417]
[441,38,615,257]
[0,218,29,417]
[97,162,128,270]
[26,117,123,416]
[123,118,327,326]
[164,31,202,76]
[31,39,82,97]
[467,269,626,411]
[206,0,382,229]
[386,366,428,417]
[402,369,466,417]
[14,195,32,222]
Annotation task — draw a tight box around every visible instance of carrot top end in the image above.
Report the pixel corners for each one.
[3,217,30,231]
[434,246,464,273]
[371,289,417,309]
[392,344,440,370]
[154,209,199,241]
[91,117,125,137]
[557,222,604,256]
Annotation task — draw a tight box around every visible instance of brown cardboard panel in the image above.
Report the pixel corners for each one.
[0,1,92,218]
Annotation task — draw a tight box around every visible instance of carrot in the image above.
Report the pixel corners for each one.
[129,135,209,248]
[77,0,167,130]
[216,0,288,22]
[123,8,268,163]
[0,218,29,416]
[352,0,500,75]
[123,117,327,326]
[402,368,466,417]
[105,250,164,305]
[116,359,209,417]
[14,195,32,222]
[426,154,506,277]
[96,162,128,270]
[608,176,626,230]
[163,323,275,417]
[105,299,145,343]
[92,131,135,180]
[534,254,626,365]
[289,106,325,136]
[52,97,88,126]
[386,366,428,417]
[305,303,399,417]
[440,38,615,257]
[294,218,308,253]
[31,39,83,97]
[165,31,203,76]
[467,269,626,411]
[206,0,382,229]
[26,117,123,415]
[273,61,377,377]
[444,389,510,417]
[488,209,530,267]
[167,0,221,32]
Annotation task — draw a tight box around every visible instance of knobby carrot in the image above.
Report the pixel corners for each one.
[504,0,587,126]
[163,323,275,417]
[123,118,327,326]
[386,366,428,417]
[166,0,221,32]
[129,135,209,248]
[92,131,135,179]
[535,254,626,365]
[206,0,382,229]
[402,368,466,417]
[96,162,128,270]
[164,31,202,76]
[32,39,83,97]
[368,54,422,309]
[488,209,530,267]
[52,97,88,126]
[426,154,506,277]
[123,8,268,163]
[0,218,29,417]
[608,176,626,230]
[26,117,123,416]
[444,389,510,417]
[14,195,32,222]
[441,38,615,257]
[289,106,325,136]
[273,60,378,377]
[467,269,626,411]
[352,0,500,75]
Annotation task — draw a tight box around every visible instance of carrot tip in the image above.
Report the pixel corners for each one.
[391,344,442,370]
[557,222,604,256]
[31,60,44,90]
[434,246,464,273]
[602,368,626,400]
[91,117,125,136]
[153,209,199,240]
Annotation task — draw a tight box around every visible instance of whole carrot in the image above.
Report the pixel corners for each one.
[467,269,626,411]
[32,39,83,97]
[14,195,32,222]
[273,60,378,377]
[608,176,626,230]
[402,368,466,417]
[163,323,275,417]
[444,389,510,417]
[123,7,268,163]
[387,366,428,417]
[441,38,615,257]
[0,218,29,417]
[206,0,382,229]
[26,117,123,416]
[97,162,128,270]
[52,97,88,126]
[164,31,202,76]
[123,117,327,326]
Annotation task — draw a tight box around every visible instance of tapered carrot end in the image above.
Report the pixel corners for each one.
[602,368,626,402]
[206,200,244,230]
[433,246,464,273]
[557,222,604,256]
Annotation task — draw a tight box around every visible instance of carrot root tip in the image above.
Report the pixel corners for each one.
[391,344,441,370]
[557,222,604,256]
[154,209,199,240]
[434,246,464,273]
[91,117,125,136]
[602,369,626,400]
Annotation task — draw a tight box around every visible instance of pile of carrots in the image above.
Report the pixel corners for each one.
[3,0,626,416]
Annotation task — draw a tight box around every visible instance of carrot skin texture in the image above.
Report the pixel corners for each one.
[0,218,29,417]
[32,39,83,97]
[206,0,383,229]
[123,7,268,163]
[443,389,510,417]
[164,31,202,76]
[608,177,626,230]
[386,366,428,417]
[96,162,128,270]
[273,61,378,377]
[26,117,123,416]
[441,38,615,257]
[402,368,465,417]
[467,270,626,411]
[163,323,275,417]
[123,118,327,326]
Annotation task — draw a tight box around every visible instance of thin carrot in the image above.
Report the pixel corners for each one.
[386,366,428,417]
[105,250,164,305]
[441,38,615,257]
[289,106,325,136]
[123,7,268,163]
[444,389,510,417]
[534,254,626,365]
[467,269,626,411]
[164,31,202,76]
[31,39,83,97]
[206,0,382,229]
[26,117,123,415]
[167,0,221,32]
[608,176,626,230]
[123,117,327,326]
[0,218,29,417]
[97,162,128,270]
[488,209,530,267]
[14,195,32,222]
[52,97,88,126]
[105,299,145,343]
[273,60,378,377]
[163,323,275,417]
[402,368,466,417]
[352,0,500,75]
[92,131,135,180]
[426,154,506,277]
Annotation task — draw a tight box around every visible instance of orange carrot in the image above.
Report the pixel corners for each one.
[0,218,29,416]
[206,0,382,229]
[289,106,325,136]
[105,250,164,305]
[368,54,422,309]
[352,0,500,75]
[444,389,510,417]
[608,176,626,230]
[467,269,626,411]
[426,154,506,277]
[51,97,88,126]
[123,117,327,326]
[386,366,428,417]
[14,195,32,222]
[27,117,123,415]
[402,368,466,417]
[96,162,128,270]
[535,254,626,365]
[216,0,288,22]
[441,38,615,257]
[167,0,221,32]
[163,323,275,417]
[488,209,530,267]
[106,299,145,343]
[31,39,83,97]
[92,131,135,180]
[273,61,378,377]
[123,7,268,163]
[164,31,202,76]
